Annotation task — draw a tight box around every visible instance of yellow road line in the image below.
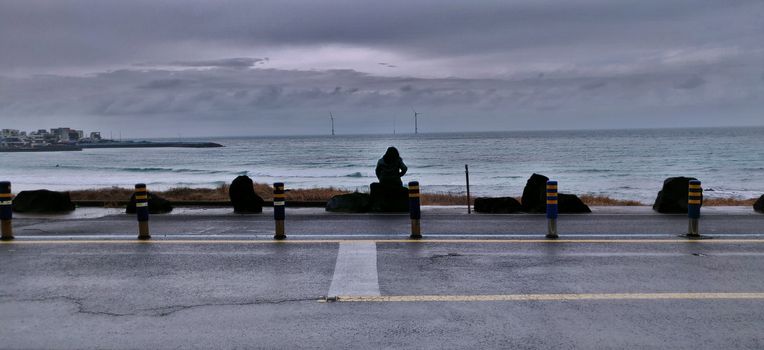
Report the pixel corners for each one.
[333,292,764,303]
[3,239,764,245]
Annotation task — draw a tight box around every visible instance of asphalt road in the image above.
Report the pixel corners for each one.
[1,209,763,349]
[9,207,764,238]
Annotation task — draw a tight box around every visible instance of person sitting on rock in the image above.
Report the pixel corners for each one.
[376,147,408,186]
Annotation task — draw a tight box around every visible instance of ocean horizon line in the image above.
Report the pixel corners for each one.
[135,124,764,141]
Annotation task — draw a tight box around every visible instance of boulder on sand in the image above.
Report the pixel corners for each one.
[558,193,592,214]
[12,190,75,213]
[228,175,264,213]
[754,195,764,213]
[474,197,522,214]
[520,173,591,213]
[653,177,701,213]
[520,173,549,213]
[126,192,173,214]
[369,182,409,212]
[326,192,371,213]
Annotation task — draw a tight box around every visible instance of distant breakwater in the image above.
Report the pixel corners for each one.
[0,141,223,153]
[0,145,82,152]
[79,141,224,149]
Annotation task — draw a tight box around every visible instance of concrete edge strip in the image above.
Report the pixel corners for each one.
[331,292,764,303]
[4,239,764,245]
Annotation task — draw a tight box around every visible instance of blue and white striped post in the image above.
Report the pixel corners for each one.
[409,181,422,239]
[687,180,702,237]
[546,180,559,239]
[0,181,13,240]
[273,182,286,240]
[135,183,150,240]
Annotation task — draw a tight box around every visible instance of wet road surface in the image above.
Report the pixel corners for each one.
[1,209,763,349]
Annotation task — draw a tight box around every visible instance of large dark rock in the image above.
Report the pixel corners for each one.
[754,195,764,213]
[126,192,173,214]
[558,193,592,213]
[326,192,371,213]
[12,190,75,213]
[653,177,701,213]
[474,197,522,214]
[520,173,591,213]
[369,182,409,213]
[521,173,549,213]
[229,175,264,213]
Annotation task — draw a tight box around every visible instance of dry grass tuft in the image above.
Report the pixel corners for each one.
[69,187,134,202]
[579,195,643,206]
[702,197,757,206]
[162,185,230,201]
[70,185,231,202]
[253,183,273,199]
[421,192,470,206]
[286,187,351,201]
[69,183,352,202]
[252,183,350,201]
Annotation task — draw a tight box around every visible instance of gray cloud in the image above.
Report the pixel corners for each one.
[1,54,762,136]
[0,1,763,135]
[165,58,268,69]
[675,75,706,89]
[580,81,608,90]
[138,78,192,89]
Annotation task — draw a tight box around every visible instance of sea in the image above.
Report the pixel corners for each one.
[1,127,763,204]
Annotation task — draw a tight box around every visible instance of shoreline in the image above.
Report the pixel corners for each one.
[62,185,759,207]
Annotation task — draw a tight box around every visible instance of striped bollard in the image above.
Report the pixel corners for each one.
[546,180,559,239]
[273,182,286,240]
[409,181,422,239]
[135,184,150,240]
[687,180,702,237]
[0,181,13,240]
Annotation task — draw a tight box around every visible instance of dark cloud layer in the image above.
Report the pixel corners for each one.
[0,0,762,135]
[2,0,762,69]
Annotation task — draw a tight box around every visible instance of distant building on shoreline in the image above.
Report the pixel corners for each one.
[0,127,110,149]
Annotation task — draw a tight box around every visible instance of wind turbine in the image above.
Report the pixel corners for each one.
[412,107,422,134]
[329,112,335,136]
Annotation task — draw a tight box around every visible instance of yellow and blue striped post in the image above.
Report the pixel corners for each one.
[687,180,702,237]
[0,181,13,240]
[409,181,422,239]
[273,182,286,240]
[135,183,150,240]
[546,180,559,239]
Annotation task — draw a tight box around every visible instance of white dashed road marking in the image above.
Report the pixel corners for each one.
[328,242,380,297]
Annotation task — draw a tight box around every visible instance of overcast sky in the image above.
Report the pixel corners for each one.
[1,0,763,137]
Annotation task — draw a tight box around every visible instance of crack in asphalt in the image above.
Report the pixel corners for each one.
[5,295,131,317]
[140,298,317,317]
[2,295,316,318]
[428,252,464,261]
